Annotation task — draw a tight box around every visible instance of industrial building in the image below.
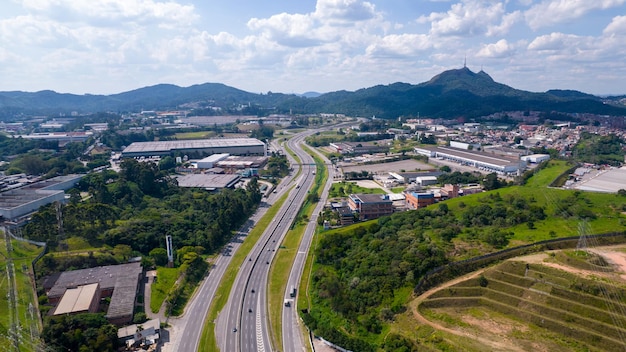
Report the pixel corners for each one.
[348,194,394,220]
[215,155,268,172]
[0,174,84,220]
[520,154,551,163]
[389,171,443,184]
[196,153,230,169]
[175,173,241,190]
[118,318,161,349]
[330,141,390,155]
[405,192,436,209]
[120,138,266,158]
[16,132,93,144]
[415,146,526,175]
[46,262,143,325]
[52,283,101,316]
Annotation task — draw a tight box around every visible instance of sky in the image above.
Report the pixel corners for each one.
[1,0,626,96]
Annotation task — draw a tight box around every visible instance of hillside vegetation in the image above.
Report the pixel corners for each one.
[418,253,626,351]
[303,160,626,351]
[3,68,626,119]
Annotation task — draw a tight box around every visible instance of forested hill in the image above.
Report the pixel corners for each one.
[287,68,626,118]
[2,67,625,119]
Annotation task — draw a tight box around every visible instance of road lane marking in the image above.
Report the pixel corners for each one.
[256,295,265,352]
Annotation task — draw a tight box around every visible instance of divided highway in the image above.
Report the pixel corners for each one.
[173,123,352,352]
[282,145,334,352]
[171,137,301,352]
[216,130,319,351]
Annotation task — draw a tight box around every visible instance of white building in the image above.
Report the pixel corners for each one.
[415,146,526,175]
[197,153,230,169]
[521,154,551,163]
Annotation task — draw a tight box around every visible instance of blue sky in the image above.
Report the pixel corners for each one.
[1,0,625,96]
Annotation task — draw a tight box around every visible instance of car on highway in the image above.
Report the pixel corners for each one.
[248,308,253,313]
[251,289,255,293]
[233,327,237,332]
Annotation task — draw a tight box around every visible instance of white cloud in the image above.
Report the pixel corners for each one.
[365,34,432,58]
[314,0,378,22]
[486,11,522,36]
[19,0,198,25]
[476,39,515,58]
[525,0,626,30]
[247,0,384,48]
[604,15,626,35]
[248,13,326,47]
[419,0,516,37]
[527,32,581,51]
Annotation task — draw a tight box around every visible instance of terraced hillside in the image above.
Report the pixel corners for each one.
[417,248,626,351]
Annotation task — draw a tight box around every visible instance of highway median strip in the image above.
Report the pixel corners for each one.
[199,193,289,351]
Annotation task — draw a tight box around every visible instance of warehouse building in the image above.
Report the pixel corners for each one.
[196,153,230,169]
[520,154,551,163]
[0,174,84,220]
[415,146,526,175]
[52,283,101,316]
[120,138,266,158]
[46,262,143,325]
[175,173,241,190]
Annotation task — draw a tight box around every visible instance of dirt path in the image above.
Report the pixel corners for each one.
[410,246,626,351]
[587,247,626,280]
[410,268,527,352]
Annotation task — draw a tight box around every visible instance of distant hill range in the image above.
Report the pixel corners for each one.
[1,67,625,120]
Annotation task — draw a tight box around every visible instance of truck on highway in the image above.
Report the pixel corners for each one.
[284,299,291,307]
[290,285,296,298]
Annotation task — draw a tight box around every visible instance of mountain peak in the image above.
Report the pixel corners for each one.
[427,67,493,85]
[420,67,512,97]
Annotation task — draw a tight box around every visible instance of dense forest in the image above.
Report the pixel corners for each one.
[25,158,261,256]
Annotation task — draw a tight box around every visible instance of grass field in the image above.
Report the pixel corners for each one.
[150,267,180,313]
[174,131,216,139]
[437,160,626,244]
[328,181,385,198]
[0,235,44,352]
[391,186,406,193]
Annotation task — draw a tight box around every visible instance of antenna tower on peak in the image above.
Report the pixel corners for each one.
[464,56,466,68]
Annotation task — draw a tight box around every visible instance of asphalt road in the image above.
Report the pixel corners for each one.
[171,143,301,352]
[281,144,334,352]
[218,130,318,352]
[172,122,355,352]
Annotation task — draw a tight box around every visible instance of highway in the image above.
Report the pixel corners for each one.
[172,122,352,352]
[281,145,334,352]
[172,140,301,352]
[217,130,318,351]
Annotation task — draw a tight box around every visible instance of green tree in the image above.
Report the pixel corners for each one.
[113,244,133,261]
[149,247,169,266]
[159,156,177,171]
[482,173,502,190]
